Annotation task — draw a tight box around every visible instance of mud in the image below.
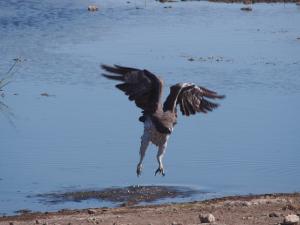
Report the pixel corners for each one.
[36,185,200,206]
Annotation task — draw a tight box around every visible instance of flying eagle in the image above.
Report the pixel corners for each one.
[102,65,225,176]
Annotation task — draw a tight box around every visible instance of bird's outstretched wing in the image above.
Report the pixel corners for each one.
[102,64,163,114]
[163,83,225,116]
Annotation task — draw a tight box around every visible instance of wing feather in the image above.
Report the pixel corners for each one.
[102,64,163,114]
[164,83,225,116]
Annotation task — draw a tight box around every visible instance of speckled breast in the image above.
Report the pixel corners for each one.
[144,118,170,147]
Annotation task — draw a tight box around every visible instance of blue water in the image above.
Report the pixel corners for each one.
[1,0,300,215]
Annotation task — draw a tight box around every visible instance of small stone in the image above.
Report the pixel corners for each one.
[36,220,40,224]
[88,209,97,214]
[283,214,300,225]
[9,222,14,225]
[199,213,216,223]
[241,201,252,207]
[88,5,98,11]
[269,212,280,217]
[188,57,195,61]
[171,222,182,225]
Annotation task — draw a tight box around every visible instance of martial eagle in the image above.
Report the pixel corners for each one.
[102,64,225,176]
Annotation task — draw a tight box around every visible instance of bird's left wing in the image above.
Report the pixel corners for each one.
[163,83,225,116]
[101,64,163,114]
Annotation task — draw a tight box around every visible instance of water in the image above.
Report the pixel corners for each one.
[1,0,300,215]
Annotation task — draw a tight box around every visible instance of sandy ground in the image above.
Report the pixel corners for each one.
[1,193,300,225]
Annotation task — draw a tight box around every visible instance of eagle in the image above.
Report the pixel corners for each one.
[102,64,225,176]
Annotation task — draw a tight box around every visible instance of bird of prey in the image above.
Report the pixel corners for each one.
[102,65,225,176]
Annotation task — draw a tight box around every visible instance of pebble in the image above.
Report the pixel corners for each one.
[88,209,97,214]
[171,222,182,225]
[199,213,216,223]
[283,214,299,225]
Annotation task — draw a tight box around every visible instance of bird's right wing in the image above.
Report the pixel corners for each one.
[101,64,163,114]
[164,83,225,116]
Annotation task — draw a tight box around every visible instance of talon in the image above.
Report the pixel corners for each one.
[155,168,165,176]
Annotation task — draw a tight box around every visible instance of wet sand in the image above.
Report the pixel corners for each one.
[1,193,299,225]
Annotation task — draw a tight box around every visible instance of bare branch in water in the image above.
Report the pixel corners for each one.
[0,57,23,127]
[0,57,24,90]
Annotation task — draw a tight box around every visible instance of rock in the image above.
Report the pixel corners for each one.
[88,5,98,11]
[241,201,252,207]
[283,214,300,225]
[199,213,216,223]
[240,7,252,11]
[88,209,97,214]
[269,212,280,217]
[36,220,40,224]
[171,222,182,225]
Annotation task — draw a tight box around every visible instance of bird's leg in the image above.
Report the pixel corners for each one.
[136,133,150,177]
[155,144,167,176]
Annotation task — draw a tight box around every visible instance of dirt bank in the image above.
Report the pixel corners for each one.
[1,193,300,225]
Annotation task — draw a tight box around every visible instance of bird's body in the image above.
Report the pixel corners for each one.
[102,64,225,176]
[143,116,171,147]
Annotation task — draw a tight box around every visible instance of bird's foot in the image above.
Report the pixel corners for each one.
[136,164,142,177]
[155,167,165,176]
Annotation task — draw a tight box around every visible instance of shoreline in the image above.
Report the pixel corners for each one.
[1,192,299,225]
[207,0,299,3]
[159,0,300,4]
